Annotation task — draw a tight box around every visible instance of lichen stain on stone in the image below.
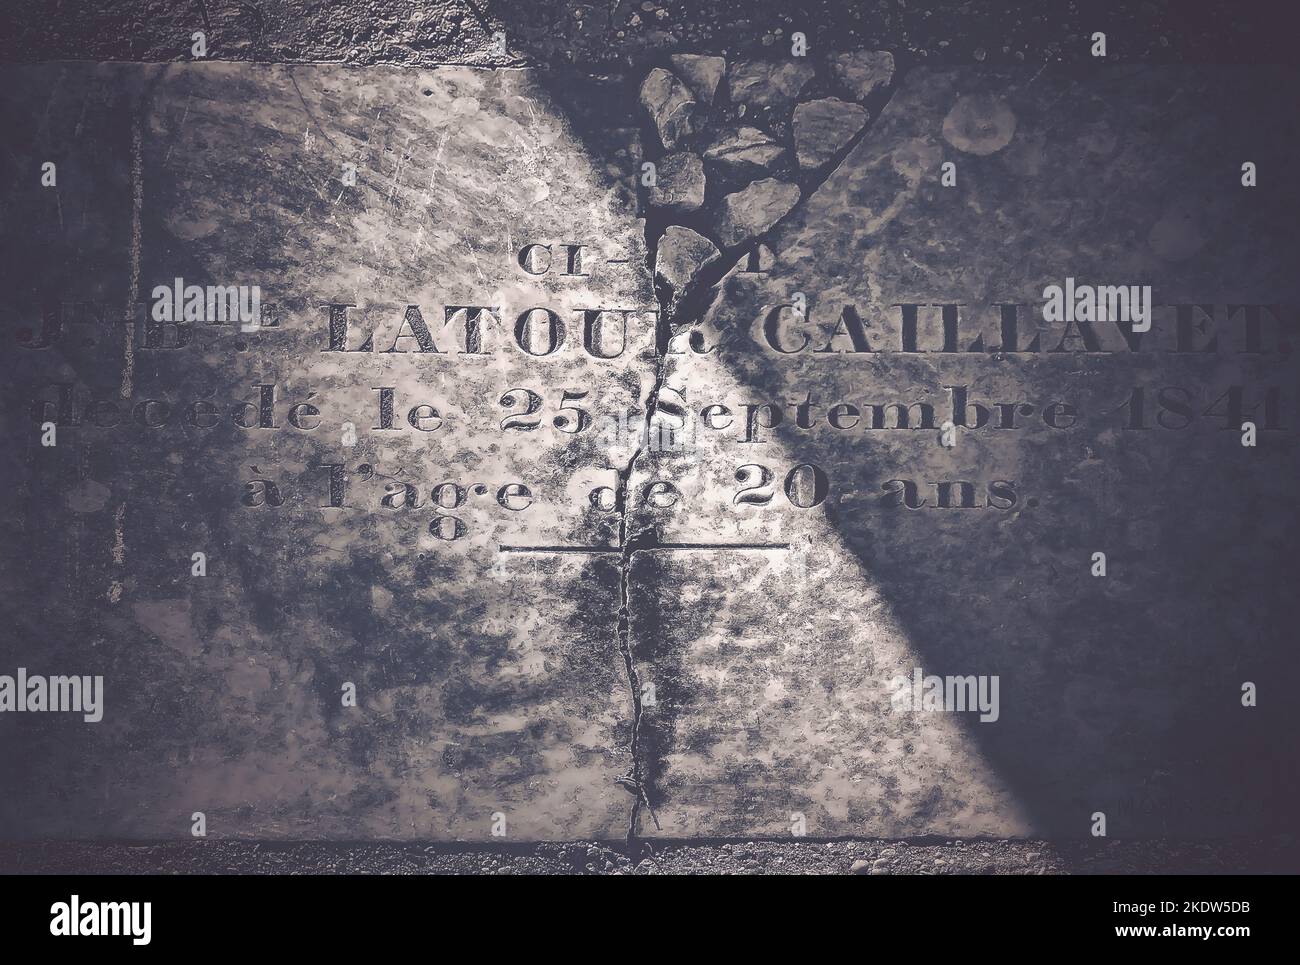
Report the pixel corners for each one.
[942,93,1017,155]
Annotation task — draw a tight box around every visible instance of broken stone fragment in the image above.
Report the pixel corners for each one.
[830,49,895,101]
[793,98,869,171]
[713,178,801,249]
[639,67,696,150]
[727,59,815,109]
[703,124,786,180]
[655,225,721,311]
[669,53,725,105]
[646,151,705,214]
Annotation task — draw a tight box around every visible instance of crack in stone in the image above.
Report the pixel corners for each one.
[611,73,904,847]
[608,225,670,847]
[613,65,904,847]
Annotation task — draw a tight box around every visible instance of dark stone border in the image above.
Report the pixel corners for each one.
[3,837,1297,874]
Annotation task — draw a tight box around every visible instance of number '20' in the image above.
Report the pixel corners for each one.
[734,463,829,508]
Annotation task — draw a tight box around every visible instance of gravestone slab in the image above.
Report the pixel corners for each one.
[1,58,1297,845]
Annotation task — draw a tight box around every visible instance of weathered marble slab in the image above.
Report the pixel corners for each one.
[1,61,1297,843]
[632,65,1300,837]
[0,63,655,839]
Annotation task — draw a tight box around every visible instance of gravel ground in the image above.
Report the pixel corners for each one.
[4,837,1297,874]
[0,0,1291,67]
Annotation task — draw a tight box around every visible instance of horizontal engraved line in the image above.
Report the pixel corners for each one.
[498,541,790,553]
